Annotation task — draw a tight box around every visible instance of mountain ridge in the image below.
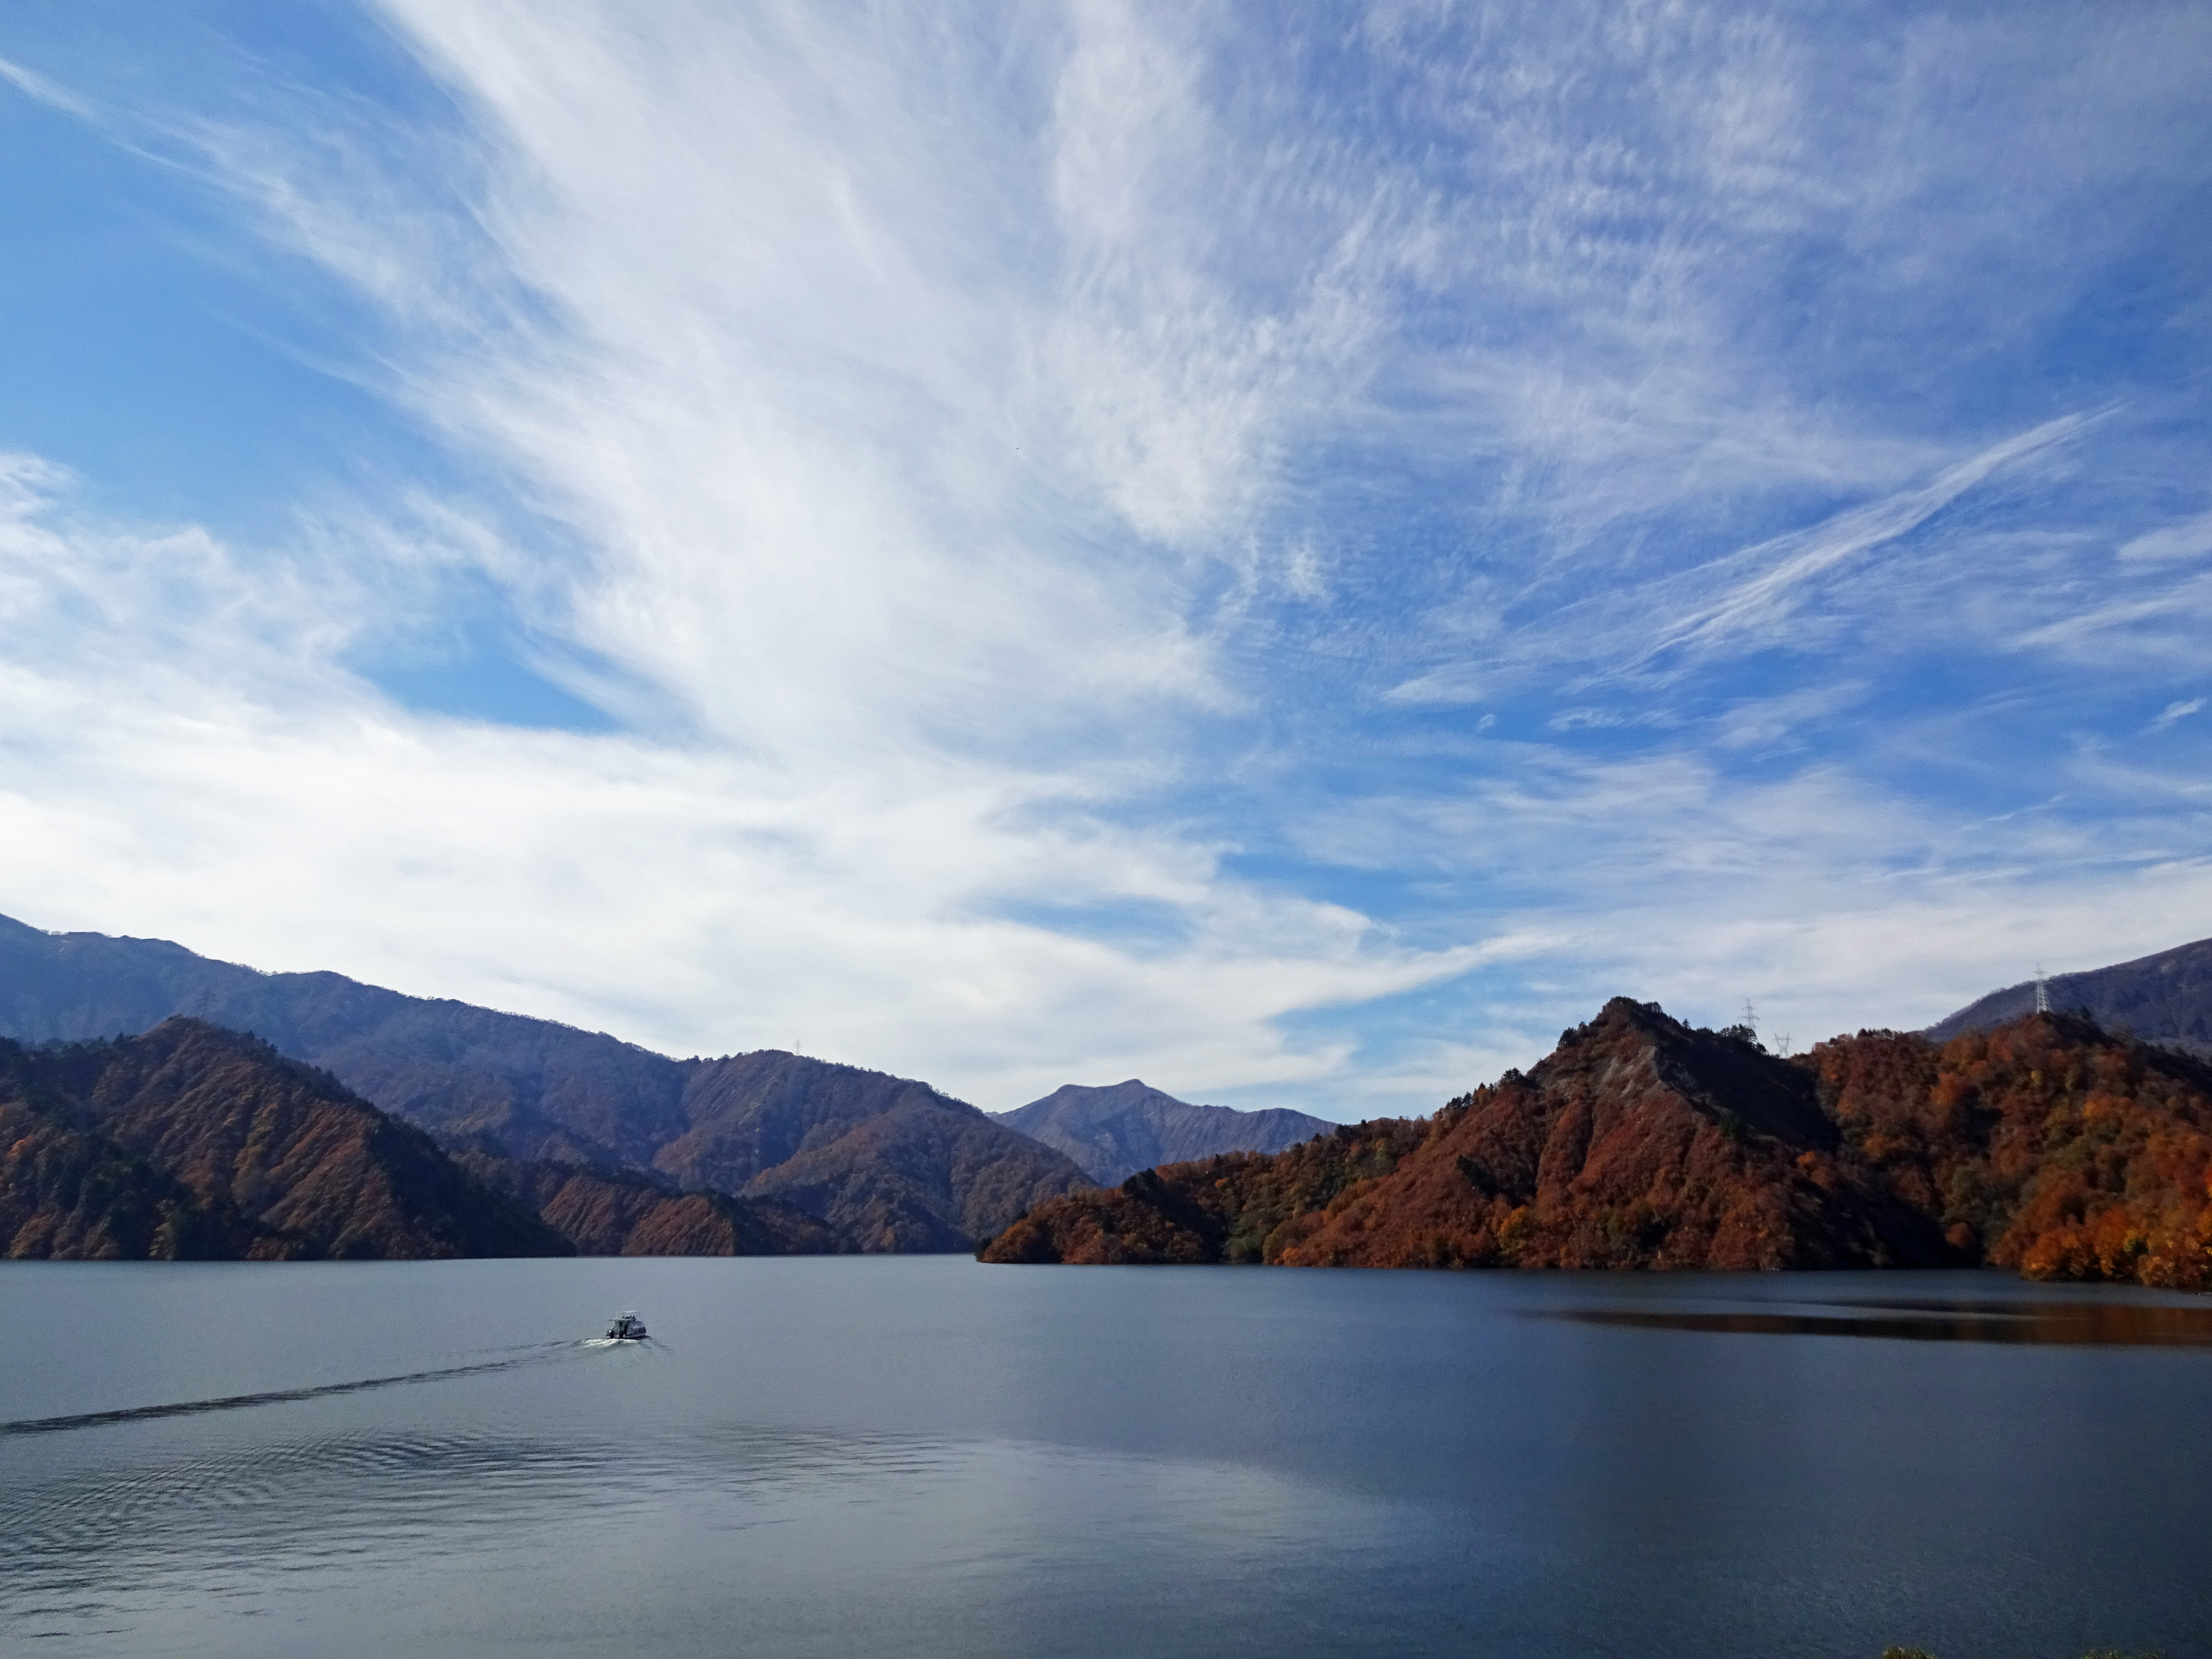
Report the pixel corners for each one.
[450,1148,844,1256]
[1,1019,570,1260]
[1926,935,2212,1058]
[984,1001,2212,1287]
[991,1080,1333,1186]
[0,913,1088,1250]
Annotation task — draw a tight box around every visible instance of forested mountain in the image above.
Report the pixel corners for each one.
[451,1149,843,1257]
[0,913,1087,1249]
[0,911,689,1167]
[0,1020,567,1260]
[0,1072,267,1261]
[660,1052,1088,1251]
[991,1080,1333,1186]
[1926,935,2212,1058]
[984,1002,2212,1289]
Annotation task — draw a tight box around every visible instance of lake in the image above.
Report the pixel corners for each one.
[3,1259,2207,1658]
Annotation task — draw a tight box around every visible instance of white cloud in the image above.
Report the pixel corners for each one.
[3,1,2210,1127]
[2120,510,2212,565]
[2149,697,2206,731]
[0,52,96,118]
[0,453,1486,1111]
[1266,735,2212,1105]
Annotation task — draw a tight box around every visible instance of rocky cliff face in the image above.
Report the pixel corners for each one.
[991,1080,1333,1186]
[0,913,1086,1250]
[984,1003,2212,1288]
[1,1021,569,1260]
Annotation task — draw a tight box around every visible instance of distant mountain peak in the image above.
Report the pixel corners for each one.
[992,1080,1334,1186]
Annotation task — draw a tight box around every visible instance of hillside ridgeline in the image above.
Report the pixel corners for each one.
[0,913,1087,1250]
[452,1148,844,1256]
[984,1002,2212,1288]
[991,1080,1333,1186]
[1927,935,2212,1059]
[658,1051,1086,1251]
[1,1020,567,1260]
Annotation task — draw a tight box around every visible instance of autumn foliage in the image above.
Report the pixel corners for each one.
[2,1020,568,1260]
[1808,1013,2212,1287]
[983,1003,2212,1289]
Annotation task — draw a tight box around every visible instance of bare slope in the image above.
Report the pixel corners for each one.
[1926,935,2212,1058]
[991,1080,1333,1185]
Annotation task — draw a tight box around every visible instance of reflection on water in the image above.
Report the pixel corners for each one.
[1533,1298,2212,1347]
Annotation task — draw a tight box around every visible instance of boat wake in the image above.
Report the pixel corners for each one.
[0,1342,584,1439]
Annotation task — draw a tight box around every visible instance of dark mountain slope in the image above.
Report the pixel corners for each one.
[661,1052,1089,1251]
[991,1080,1332,1186]
[0,911,688,1166]
[985,1005,2212,1288]
[0,1021,568,1259]
[1926,935,2212,1058]
[453,1151,841,1256]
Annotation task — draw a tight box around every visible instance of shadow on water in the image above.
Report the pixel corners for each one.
[1530,1299,2212,1347]
[0,1340,621,1438]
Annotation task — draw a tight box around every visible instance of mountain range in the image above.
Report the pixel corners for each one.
[11,908,2209,1273]
[0,912,1088,1252]
[991,1080,1331,1186]
[983,998,2212,1288]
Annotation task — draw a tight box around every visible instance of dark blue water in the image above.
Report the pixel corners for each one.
[3,1259,2207,1658]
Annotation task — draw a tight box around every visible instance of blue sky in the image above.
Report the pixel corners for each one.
[1,1,2207,1117]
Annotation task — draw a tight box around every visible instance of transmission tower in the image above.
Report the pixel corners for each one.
[2033,965,2049,1015]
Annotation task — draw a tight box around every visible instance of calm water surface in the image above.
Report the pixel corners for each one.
[3,1259,2207,1658]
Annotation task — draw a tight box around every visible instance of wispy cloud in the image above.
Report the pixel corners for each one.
[0,2,2208,1118]
[1622,416,2093,672]
[0,52,95,118]
[1383,413,2096,707]
[2120,510,2212,565]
